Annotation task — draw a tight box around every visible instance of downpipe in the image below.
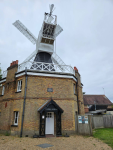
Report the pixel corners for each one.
[20,67,28,137]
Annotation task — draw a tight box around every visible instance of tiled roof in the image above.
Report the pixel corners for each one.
[83,95,112,105]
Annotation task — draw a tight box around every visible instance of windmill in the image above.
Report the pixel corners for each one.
[13,4,72,73]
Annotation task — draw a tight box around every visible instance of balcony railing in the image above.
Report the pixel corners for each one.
[18,61,75,75]
[1,61,75,79]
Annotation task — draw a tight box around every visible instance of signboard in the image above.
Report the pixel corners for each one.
[82,116,85,124]
[46,108,57,111]
[85,116,88,124]
[47,88,53,92]
[78,116,82,123]
[78,116,88,124]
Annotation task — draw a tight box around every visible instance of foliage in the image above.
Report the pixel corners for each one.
[83,92,86,95]
[93,128,113,148]
[5,131,10,136]
[0,63,2,80]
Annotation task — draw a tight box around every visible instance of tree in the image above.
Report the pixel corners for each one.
[83,92,86,95]
[0,63,2,80]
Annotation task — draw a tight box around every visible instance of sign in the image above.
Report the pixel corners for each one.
[82,116,85,124]
[47,88,53,92]
[46,108,57,111]
[78,115,88,124]
[78,116,82,123]
[85,116,88,124]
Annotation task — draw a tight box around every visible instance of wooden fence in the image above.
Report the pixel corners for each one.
[92,115,113,129]
[75,115,113,136]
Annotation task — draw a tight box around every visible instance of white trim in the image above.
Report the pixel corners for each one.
[2,85,5,95]
[17,80,22,92]
[16,72,25,78]
[0,79,6,84]
[15,71,77,82]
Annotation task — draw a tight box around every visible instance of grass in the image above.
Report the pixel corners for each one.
[93,128,113,149]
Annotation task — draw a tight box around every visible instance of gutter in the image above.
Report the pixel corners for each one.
[20,68,28,137]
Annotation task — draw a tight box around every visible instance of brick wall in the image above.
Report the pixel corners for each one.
[74,67,85,115]
[0,66,84,136]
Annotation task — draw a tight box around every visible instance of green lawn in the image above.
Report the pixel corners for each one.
[93,128,113,149]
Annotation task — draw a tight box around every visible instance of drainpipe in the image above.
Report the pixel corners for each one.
[76,80,79,114]
[20,67,28,137]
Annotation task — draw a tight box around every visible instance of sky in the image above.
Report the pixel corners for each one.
[0,0,113,102]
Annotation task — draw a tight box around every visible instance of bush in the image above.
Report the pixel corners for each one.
[5,131,10,136]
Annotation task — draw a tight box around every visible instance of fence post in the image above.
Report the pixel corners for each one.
[88,115,93,136]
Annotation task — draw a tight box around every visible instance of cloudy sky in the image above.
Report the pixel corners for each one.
[0,0,113,102]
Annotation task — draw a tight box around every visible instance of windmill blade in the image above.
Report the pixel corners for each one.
[54,24,63,38]
[51,53,68,71]
[22,49,37,63]
[13,20,37,45]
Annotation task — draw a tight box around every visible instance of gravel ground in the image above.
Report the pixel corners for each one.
[0,134,112,150]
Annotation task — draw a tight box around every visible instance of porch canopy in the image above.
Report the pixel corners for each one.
[38,99,63,113]
[38,99,63,137]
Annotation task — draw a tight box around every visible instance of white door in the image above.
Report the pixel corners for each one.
[45,112,54,135]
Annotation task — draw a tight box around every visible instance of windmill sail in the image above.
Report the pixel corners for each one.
[52,53,69,72]
[54,25,63,38]
[13,20,37,44]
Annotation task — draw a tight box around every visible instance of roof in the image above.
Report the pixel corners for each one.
[83,95,112,105]
[38,100,51,111]
[38,99,64,113]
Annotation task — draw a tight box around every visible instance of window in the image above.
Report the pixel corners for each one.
[14,111,19,125]
[17,80,22,92]
[46,112,52,118]
[73,84,76,95]
[2,85,5,95]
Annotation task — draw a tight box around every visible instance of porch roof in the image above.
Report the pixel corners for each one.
[38,99,64,113]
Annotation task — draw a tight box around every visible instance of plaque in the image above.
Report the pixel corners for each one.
[47,88,53,92]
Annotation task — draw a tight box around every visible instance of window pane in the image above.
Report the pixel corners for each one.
[21,80,22,90]
[2,86,5,95]
[16,112,18,117]
[14,112,18,125]
[15,118,17,123]
[17,80,22,91]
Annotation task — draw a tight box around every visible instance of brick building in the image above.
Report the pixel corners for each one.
[0,4,84,137]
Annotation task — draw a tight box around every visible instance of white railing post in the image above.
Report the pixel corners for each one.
[42,62,43,71]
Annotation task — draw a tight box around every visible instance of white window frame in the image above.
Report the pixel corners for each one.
[73,84,76,95]
[2,85,5,95]
[17,80,22,92]
[14,111,19,125]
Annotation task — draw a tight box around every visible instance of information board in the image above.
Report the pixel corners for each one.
[78,115,88,124]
